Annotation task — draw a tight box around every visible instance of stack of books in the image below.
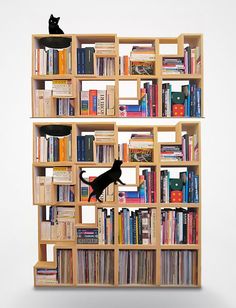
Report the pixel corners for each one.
[161,145,183,161]
[119,46,155,75]
[162,58,185,74]
[161,250,198,285]
[80,85,115,116]
[184,46,201,74]
[52,80,72,97]
[77,135,94,161]
[95,42,115,55]
[35,46,72,75]
[57,185,75,202]
[77,47,95,74]
[160,169,199,203]
[119,170,156,203]
[53,167,72,183]
[57,249,73,284]
[81,179,114,202]
[162,83,201,117]
[118,208,156,244]
[56,98,74,116]
[161,208,198,244]
[98,208,114,244]
[96,145,114,163]
[119,250,156,285]
[36,134,72,162]
[119,83,158,117]
[36,269,58,285]
[94,130,115,142]
[34,90,52,117]
[35,176,52,203]
[182,133,199,161]
[129,133,154,162]
[96,58,115,76]
[77,250,114,284]
[41,206,75,240]
[77,228,98,244]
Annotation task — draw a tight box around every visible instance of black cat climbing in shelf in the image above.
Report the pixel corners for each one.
[80,159,126,203]
[39,14,71,49]
[49,14,64,34]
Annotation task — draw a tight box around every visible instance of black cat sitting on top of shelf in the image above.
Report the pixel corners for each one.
[80,159,126,203]
[49,14,64,34]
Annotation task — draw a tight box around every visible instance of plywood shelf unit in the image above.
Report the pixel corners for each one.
[32,33,203,118]
[33,121,201,288]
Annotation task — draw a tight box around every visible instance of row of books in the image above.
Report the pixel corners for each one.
[161,250,198,285]
[56,98,75,116]
[81,178,114,202]
[162,83,201,117]
[184,46,201,74]
[77,250,114,284]
[119,83,158,118]
[57,185,75,202]
[35,46,72,75]
[57,249,73,284]
[119,170,156,204]
[98,208,114,244]
[129,133,154,162]
[96,57,115,76]
[77,47,95,74]
[96,145,114,163]
[161,133,198,161]
[41,207,75,240]
[161,209,198,245]
[119,250,156,285]
[118,208,157,244]
[80,86,115,116]
[77,135,94,161]
[160,170,199,203]
[35,176,53,204]
[36,134,72,162]
[34,90,52,117]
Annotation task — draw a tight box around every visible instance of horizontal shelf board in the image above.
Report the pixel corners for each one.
[119,75,158,80]
[76,244,115,249]
[94,141,116,145]
[160,203,200,208]
[32,74,73,80]
[160,161,199,166]
[33,162,73,167]
[118,284,157,288]
[118,203,158,207]
[34,261,56,269]
[118,245,157,250]
[95,53,117,58]
[161,74,201,80]
[159,284,199,288]
[161,244,199,250]
[76,284,114,287]
[77,202,116,207]
[35,283,75,288]
[40,240,75,244]
[76,75,116,80]
[33,203,76,206]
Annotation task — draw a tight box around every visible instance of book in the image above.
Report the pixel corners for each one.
[96,58,115,76]
[96,145,114,163]
[52,80,72,97]
[36,268,58,285]
[56,98,74,116]
[77,47,95,74]
[34,90,52,117]
[77,228,99,244]
[53,167,72,183]
[57,249,73,284]
[77,135,94,161]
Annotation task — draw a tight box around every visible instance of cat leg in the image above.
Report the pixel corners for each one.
[96,193,103,203]
[88,191,95,202]
[117,179,126,185]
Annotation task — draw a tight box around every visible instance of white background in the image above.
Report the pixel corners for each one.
[0,0,235,307]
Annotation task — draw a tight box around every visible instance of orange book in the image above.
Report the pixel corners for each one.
[59,138,65,161]
[124,56,129,75]
[59,50,65,74]
[63,48,67,74]
[123,143,128,162]
[89,176,96,202]
[89,90,97,116]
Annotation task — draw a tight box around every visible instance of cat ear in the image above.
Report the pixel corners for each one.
[50,14,53,17]
[57,17,60,21]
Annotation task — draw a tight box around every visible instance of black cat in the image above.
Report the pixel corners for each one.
[49,14,64,34]
[80,159,125,202]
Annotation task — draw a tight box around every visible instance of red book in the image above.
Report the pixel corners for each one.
[153,171,156,203]
[89,176,96,202]
[126,112,143,117]
[154,84,158,116]
[89,90,97,116]
[196,211,198,244]
[148,172,151,202]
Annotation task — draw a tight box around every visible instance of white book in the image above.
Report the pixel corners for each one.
[44,176,52,203]
[97,90,106,115]
[43,90,52,117]
[41,221,51,240]
[106,85,115,115]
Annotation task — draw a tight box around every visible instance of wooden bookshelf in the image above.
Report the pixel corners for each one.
[32,33,203,118]
[33,121,201,287]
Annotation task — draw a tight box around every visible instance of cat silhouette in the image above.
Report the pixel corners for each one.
[49,14,64,34]
[80,159,125,202]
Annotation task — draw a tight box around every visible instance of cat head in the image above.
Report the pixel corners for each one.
[49,14,60,25]
[113,159,123,167]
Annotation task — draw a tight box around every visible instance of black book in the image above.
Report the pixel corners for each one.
[53,49,59,74]
[85,135,94,161]
[85,47,95,74]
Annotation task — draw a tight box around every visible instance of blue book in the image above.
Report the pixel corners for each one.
[142,169,149,203]
[77,48,83,74]
[81,49,86,74]
[196,88,201,117]
[77,136,83,161]
[125,105,141,112]
[93,95,97,114]
[123,209,128,244]
[125,191,139,198]
[185,171,189,202]
[187,84,191,117]
[194,175,199,203]
[143,82,150,116]
[81,137,85,161]
[130,216,133,244]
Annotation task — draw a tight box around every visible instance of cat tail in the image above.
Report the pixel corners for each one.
[79,170,92,185]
